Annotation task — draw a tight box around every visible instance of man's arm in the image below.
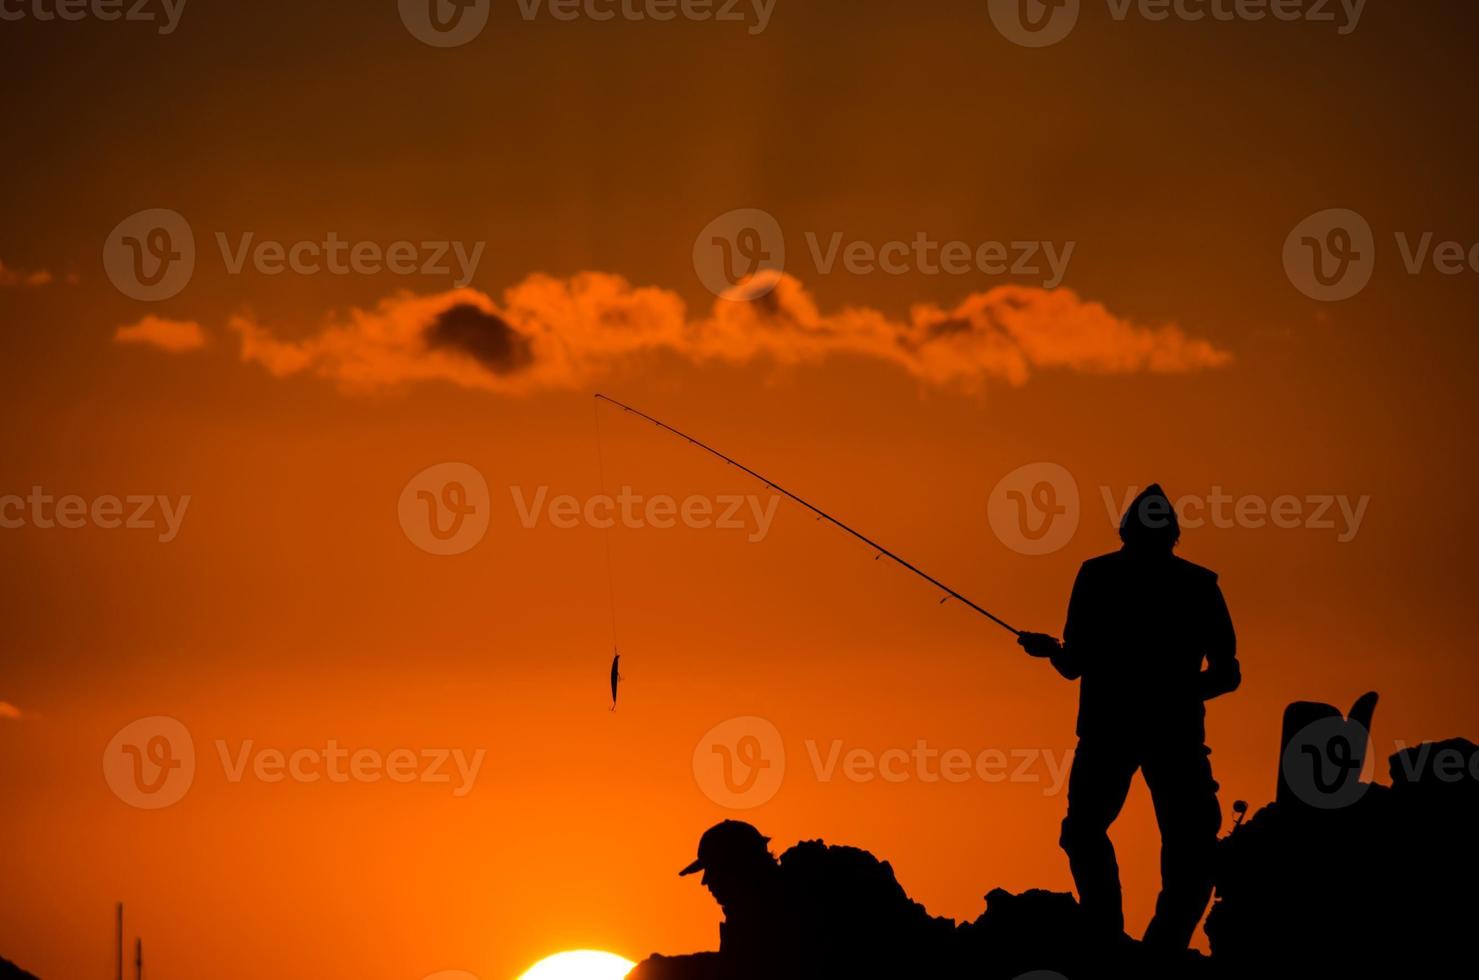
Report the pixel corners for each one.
[1197,578,1239,700]
[1018,565,1089,680]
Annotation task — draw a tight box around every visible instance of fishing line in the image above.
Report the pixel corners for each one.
[592,398,623,657]
[593,393,1021,637]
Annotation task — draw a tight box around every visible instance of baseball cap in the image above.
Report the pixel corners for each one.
[679,820,771,876]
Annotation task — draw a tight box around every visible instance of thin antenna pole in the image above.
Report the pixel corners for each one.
[594,393,1020,636]
[135,938,142,980]
[116,904,123,980]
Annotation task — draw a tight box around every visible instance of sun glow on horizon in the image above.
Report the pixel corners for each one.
[517,950,636,980]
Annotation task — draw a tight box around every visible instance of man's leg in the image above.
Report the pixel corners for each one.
[1141,742,1222,950]
[1060,739,1139,937]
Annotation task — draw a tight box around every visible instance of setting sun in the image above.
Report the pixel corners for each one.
[517,950,636,980]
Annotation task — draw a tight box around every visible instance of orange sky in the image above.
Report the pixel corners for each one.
[3,3,1479,978]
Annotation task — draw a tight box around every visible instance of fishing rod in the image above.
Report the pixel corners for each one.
[593,393,1021,637]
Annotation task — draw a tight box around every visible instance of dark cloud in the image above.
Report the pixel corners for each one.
[424,304,532,374]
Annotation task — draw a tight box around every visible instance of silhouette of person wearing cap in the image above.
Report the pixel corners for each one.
[679,821,790,969]
[1018,484,1240,951]
[630,822,791,979]
[633,820,955,979]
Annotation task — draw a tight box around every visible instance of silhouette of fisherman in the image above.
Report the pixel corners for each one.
[632,820,955,979]
[677,821,789,973]
[1017,484,1240,952]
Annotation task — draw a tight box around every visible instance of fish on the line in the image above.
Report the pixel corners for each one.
[610,652,623,711]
